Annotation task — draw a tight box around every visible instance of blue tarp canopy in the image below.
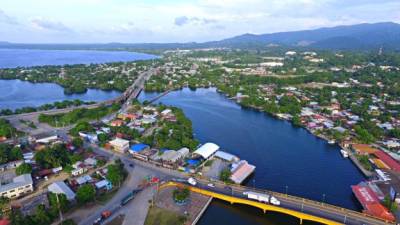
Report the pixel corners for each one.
[186,159,200,166]
[130,143,149,152]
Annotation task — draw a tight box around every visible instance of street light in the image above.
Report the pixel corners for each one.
[253,179,255,189]
[322,194,326,204]
[285,185,289,195]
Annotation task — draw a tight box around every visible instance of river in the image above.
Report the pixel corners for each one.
[138,87,365,225]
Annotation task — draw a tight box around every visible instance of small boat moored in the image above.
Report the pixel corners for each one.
[340,149,349,158]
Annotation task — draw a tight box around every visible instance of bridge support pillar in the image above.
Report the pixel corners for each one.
[299,218,303,224]
[262,209,266,214]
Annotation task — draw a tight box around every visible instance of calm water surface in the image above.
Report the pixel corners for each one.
[0,79,121,110]
[0,48,157,68]
[139,88,365,225]
[0,48,157,109]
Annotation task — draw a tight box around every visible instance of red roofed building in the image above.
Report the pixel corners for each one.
[373,151,400,172]
[0,219,10,225]
[351,184,395,221]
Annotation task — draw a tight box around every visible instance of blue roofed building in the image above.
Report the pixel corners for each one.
[129,143,150,153]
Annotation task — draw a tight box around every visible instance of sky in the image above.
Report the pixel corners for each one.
[0,0,399,43]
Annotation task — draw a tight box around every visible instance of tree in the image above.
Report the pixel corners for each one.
[173,188,190,202]
[9,146,23,161]
[48,193,69,213]
[15,163,32,175]
[97,133,108,144]
[33,204,52,225]
[106,161,126,187]
[76,184,96,204]
[72,138,83,148]
[219,168,233,183]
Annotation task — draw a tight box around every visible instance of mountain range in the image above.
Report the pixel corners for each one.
[1,22,399,51]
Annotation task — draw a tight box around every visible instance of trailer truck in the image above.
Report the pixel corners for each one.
[243,191,280,206]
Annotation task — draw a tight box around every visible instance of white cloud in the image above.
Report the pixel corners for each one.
[0,0,398,43]
[0,9,18,25]
[30,17,72,32]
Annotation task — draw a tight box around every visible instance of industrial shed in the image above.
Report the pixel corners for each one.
[193,143,219,159]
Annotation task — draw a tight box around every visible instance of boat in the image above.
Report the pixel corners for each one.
[340,149,349,158]
[328,140,335,144]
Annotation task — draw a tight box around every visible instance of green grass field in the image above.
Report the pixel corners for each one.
[144,206,186,225]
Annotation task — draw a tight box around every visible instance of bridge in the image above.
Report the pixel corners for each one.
[159,181,395,225]
[0,68,155,135]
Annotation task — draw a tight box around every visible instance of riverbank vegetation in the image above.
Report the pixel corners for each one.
[0,119,22,138]
[38,103,120,127]
[0,59,158,94]
[141,106,199,151]
[0,99,96,116]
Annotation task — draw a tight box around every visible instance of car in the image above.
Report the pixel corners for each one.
[93,217,102,225]
[207,183,215,188]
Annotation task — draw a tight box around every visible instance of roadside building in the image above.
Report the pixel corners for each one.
[95,179,112,191]
[351,183,395,221]
[0,160,24,172]
[193,143,219,159]
[352,144,378,155]
[214,151,239,162]
[48,181,76,201]
[0,174,33,199]
[230,160,256,184]
[109,138,130,153]
[153,147,190,163]
[373,151,400,172]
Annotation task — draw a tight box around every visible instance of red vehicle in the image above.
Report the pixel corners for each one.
[101,210,112,219]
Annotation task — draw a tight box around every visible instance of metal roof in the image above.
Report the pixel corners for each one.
[194,143,219,159]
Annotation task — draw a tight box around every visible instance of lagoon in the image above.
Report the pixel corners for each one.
[139,88,365,225]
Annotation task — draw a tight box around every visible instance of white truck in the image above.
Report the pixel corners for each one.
[188,177,197,186]
[243,191,280,206]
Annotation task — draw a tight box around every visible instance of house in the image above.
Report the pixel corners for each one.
[129,143,150,154]
[84,158,97,166]
[161,109,172,116]
[109,138,130,153]
[75,175,92,186]
[48,181,76,201]
[352,144,378,155]
[95,179,112,190]
[0,160,24,172]
[0,174,33,199]
[71,167,86,177]
[110,119,124,127]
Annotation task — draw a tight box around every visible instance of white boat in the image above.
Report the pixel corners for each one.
[340,149,349,158]
[328,140,335,144]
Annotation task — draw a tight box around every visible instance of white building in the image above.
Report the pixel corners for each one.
[0,174,33,199]
[109,138,130,153]
[48,181,76,201]
[194,143,219,159]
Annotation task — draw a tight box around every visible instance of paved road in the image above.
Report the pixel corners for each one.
[189,180,393,225]
[75,145,185,225]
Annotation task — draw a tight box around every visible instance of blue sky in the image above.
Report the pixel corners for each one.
[0,0,399,43]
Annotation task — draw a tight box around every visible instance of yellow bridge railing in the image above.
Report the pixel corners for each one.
[160,181,343,225]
